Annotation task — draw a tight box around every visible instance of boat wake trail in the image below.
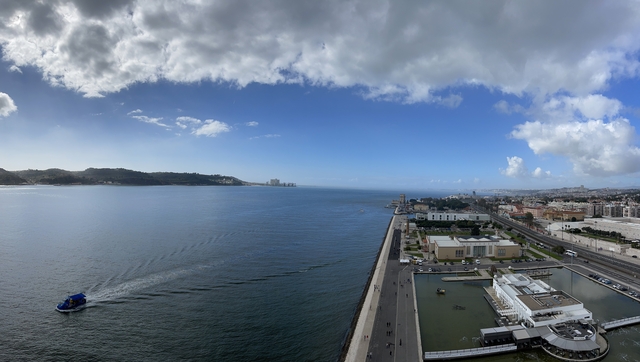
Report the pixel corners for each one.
[86,241,293,303]
[88,267,193,303]
[86,241,337,303]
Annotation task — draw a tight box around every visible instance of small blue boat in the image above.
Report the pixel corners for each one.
[56,293,87,312]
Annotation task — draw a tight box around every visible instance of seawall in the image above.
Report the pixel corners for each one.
[339,215,396,361]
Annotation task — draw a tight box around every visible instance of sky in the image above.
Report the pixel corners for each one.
[1,0,640,191]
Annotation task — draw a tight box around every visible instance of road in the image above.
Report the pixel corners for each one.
[475,205,640,294]
[366,220,420,362]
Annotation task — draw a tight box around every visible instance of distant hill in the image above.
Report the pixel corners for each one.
[0,168,27,185]
[5,168,245,186]
[14,168,92,185]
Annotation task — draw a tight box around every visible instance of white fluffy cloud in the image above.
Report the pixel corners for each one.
[500,156,551,179]
[504,93,640,177]
[2,1,640,102]
[0,92,17,117]
[249,134,281,140]
[511,117,640,176]
[532,167,551,179]
[496,91,640,178]
[127,109,169,127]
[500,156,529,178]
[131,115,170,128]
[192,120,231,137]
[176,116,202,129]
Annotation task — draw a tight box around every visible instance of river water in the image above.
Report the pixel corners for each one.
[4,185,636,362]
[0,185,437,362]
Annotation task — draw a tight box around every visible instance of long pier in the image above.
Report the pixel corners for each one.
[602,316,640,331]
[423,344,518,360]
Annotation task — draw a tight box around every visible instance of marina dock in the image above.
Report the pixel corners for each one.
[601,316,640,331]
[423,344,518,360]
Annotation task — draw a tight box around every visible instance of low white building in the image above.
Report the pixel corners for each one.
[415,211,490,222]
[492,273,592,328]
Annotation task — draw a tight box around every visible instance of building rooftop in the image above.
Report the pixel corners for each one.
[517,290,581,312]
[457,236,495,243]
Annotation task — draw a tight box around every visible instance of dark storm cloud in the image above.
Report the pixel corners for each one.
[70,0,134,19]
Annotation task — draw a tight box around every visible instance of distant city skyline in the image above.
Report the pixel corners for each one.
[1,1,640,190]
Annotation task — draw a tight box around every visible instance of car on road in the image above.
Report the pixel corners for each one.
[633,255,638,258]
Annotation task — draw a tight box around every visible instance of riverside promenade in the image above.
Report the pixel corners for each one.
[344,215,422,362]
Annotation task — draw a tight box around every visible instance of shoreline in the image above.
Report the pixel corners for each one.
[341,215,398,362]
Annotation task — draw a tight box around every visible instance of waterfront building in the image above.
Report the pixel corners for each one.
[415,211,490,222]
[491,273,593,328]
[482,273,607,360]
[425,235,521,260]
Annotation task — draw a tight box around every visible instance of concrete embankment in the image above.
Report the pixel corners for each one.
[339,215,396,362]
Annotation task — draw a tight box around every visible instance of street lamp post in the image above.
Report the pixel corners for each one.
[569,232,574,265]
[594,221,598,251]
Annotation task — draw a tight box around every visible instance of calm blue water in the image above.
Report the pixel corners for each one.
[0,185,441,361]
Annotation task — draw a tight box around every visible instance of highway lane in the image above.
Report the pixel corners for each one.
[474,206,640,293]
[474,206,640,275]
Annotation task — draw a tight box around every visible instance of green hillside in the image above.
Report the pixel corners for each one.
[5,168,245,186]
[0,168,27,185]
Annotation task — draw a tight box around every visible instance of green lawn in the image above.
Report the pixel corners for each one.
[530,244,562,260]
